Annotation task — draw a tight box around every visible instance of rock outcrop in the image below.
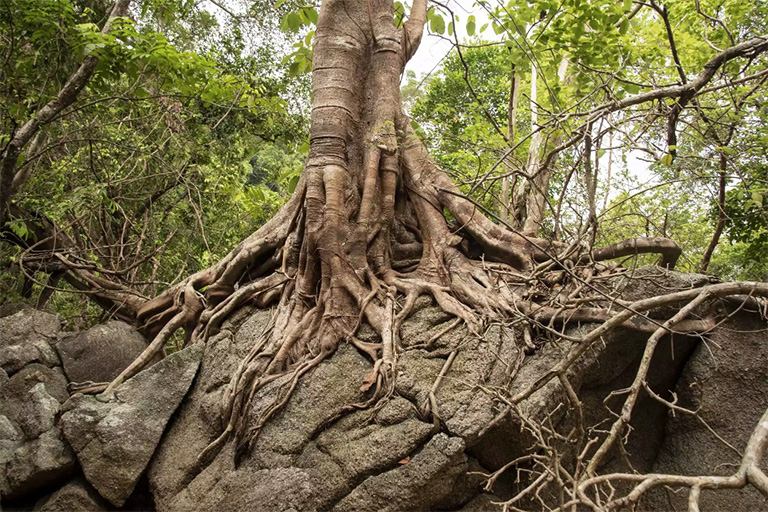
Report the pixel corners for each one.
[333,434,468,512]
[641,310,768,511]
[1,267,766,511]
[0,311,76,501]
[147,268,768,511]
[60,344,204,507]
[0,308,61,375]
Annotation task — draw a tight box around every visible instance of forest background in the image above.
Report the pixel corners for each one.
[1,0,766,331]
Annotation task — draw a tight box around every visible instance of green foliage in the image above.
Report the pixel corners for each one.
[276,2,318,76]
[411,44,523,212]
[408,0,768,280]
[0,0,309,320]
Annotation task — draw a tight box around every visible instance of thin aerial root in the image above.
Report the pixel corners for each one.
[198,423,233,467]
[100,284,203,397]
[427,318,463,346]
[237,349,333,459]
[393,290,418,335]
[267,306,321,374]
[350,287,380,338]
[220,316,277,420]
[433,288,481,333]
[348,336,382,362]
[199,273,288,342]
[426,349,458,431]
[522,323,536,354]
[67,380,110,394]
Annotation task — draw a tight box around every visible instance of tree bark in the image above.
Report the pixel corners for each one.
[699,151,728,272]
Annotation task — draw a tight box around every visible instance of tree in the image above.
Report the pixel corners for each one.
[97,0,758,445]
[3,0,768,508]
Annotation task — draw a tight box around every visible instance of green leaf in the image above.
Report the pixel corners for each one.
[429,12,445,34]
[624,83,640,94]
[619,19,629,35]
[7,220,29,240]
[306,8,318,25]
[466,15,476,36]
[288,174,300,193]
[287,12,301,32]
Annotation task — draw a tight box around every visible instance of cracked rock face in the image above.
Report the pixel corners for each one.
[36,478,110,511]
[57,320,155,384]
[0,309,75,501]
[60,344,203,507]
[641,311,768,512]
[333,434,468,512]
[149,302,508,512]
[0,308,61,375]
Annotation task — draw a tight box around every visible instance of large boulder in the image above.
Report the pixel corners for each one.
[0,302,32,318]
[0,363,75,500]
[641,311,768,511]
[57,320,154,385]
[333,434,468,512]
[60,344,203,507]
[148,277,693,512]
[149,306,441,511]
[0,308,61,375]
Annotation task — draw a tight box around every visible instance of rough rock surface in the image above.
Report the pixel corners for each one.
[36,478,110,511]
[60,344,204,507]
[0,302,32,318]
[641,311,768,511]
[0,308,61,375]
[57,320,153,384]
[0,341,75,500]
[149,306,444,511]
[0,268,756,510]
[149,274,697,512]
[333,434,467,512]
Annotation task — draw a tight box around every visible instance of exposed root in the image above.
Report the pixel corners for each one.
[426,349,458,431]
[100,283,204,397]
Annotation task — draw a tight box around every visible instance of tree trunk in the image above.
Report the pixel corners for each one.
[699,151,728,272]
[500,66,519,223]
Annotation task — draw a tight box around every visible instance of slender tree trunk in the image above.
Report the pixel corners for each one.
[501,66,520,223]
[700,151,728,272]
[519,56,570,237]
